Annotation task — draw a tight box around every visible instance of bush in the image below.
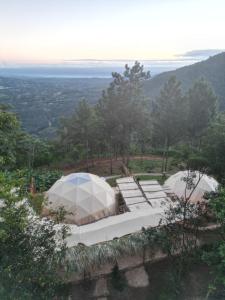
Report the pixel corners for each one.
[0,188,69,299]
[0,169,62,195]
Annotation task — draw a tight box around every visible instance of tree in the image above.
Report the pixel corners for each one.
[186,79,217,145]
[201,113,225,181]
[153,171,206,298]
[15,134,53,169]
[203,188,225,298]
[152,76,186,172]
[0,104,21,169]
[0,104,52,170]
[0,186,69,299]
[59,99,97,170]
[96,61,150,166]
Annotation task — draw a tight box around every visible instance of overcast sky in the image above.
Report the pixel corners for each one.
[0,0,225,63]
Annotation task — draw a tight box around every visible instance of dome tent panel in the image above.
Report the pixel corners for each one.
[46,173,116,225]
[164,171,218,203]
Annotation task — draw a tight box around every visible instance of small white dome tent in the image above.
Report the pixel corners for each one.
[46,173,116,225]
[164,171,218,203]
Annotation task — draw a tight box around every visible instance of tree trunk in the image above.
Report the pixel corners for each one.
[86,140,89,172]
[161,136,168,174]
[126,153,130,168]
[165,145,169,172]
[110,155,113,175]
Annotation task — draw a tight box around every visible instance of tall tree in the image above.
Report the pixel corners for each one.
[186,79,217,145]
[152,76,186,172]
[203,188,225,298]
[0,104,21,169]
[201,113,225,180]
[96,61,150,165]
[0,104,52,170]
[59,99,97,170]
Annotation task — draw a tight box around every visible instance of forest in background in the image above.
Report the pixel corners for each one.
[0,52,225,138]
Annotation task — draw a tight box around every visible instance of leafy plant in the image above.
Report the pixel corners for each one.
[0,188,70,299]
[202,188,225,298]
[0,169,62,196]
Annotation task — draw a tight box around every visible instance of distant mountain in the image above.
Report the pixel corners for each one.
[0,53,225,138]
[144,52,225,109]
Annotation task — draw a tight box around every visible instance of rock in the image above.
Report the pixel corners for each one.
[125,266,149,288]
[93,278,109,297]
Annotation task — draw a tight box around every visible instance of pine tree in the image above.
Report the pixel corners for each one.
[152,76,186,172]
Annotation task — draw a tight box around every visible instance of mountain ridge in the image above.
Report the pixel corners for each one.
[144,52,225,109]
[0,52,225,137]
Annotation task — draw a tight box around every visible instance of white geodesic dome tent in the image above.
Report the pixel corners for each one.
[164,171,218,203]
[46,173,116,225]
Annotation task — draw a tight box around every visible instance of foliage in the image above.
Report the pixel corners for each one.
[128,159,163,173]
[56,62,151,168]
[152,76,186,172]
[151,76,217,173]
[58,98,98,171]
[0,104,21,168]
[0,188,69,299]
[67,229,159,275]
[0,105,52,170]
[28,193,46,215]
[186,79,217,143]
[170,144,209,173]
[152,76,185,147]
[24,169,62,193]
[201,113,225,181]
[152,172,206,296]
[106,176,121,187]
[96,61,150,164]
[202,188,225,298]
[145,52,225,110]
[0,169,62,195]
[16,135,53,168]
[135,174,168,185]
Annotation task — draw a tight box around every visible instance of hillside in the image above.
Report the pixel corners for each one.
[0,53,225,138]
[0,77,110,137]
[144,52,225,109]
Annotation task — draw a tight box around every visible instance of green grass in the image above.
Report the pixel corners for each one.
[128,159,163,173]
[106,174,168,186]
[106,176,121,187]
[128,158,179,174]
[134,174,168,185]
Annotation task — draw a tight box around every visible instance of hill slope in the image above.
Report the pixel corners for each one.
[144,52,225,109]
[0,53,224,138]
[0,77,110,137]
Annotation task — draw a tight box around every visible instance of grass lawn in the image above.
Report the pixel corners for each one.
[128,158,178,174]
[128,159,162,173]
[134,174,168,185]
[106,175,168,187]
[106,176,121,187]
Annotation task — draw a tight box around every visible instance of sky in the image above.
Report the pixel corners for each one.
[0,0,225,64]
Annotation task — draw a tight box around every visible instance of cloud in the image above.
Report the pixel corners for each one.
[179,49,224,58]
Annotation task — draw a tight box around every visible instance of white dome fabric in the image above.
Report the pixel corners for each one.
[164,171,218,203]
[46,173,116,225]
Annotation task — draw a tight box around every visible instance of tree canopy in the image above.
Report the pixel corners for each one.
[0,104,52,170]
[0,186,69,299]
